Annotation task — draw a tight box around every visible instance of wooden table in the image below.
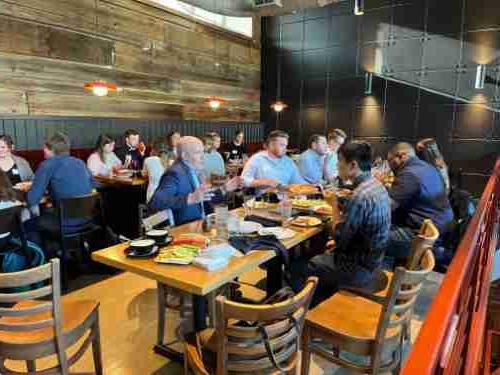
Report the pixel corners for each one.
[91,210,324,360]
[94,175,148,187]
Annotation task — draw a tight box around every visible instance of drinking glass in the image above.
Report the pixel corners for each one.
[227,212,241,236]
[214,204,229,240]
[243,193,254,218]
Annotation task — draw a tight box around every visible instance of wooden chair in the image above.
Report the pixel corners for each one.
[185,277,318,375]
[301,250,435,375]
[0,259,103,375]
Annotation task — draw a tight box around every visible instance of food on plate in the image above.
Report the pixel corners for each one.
[314,205,334,215]
[291,199,327,208]
[171,233,209,248]
[258,227,296,240]
[336,189,353,198]
[155,244,201,264]
[287,184,318,195]
[290,216,322,227]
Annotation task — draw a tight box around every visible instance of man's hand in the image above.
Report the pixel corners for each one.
[252,178,280,188]
[225,176,243,192]
[187,185,208,205]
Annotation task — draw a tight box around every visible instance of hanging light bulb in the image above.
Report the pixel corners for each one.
[205,96,226,110]
[271,100,288,113]
[354,0,364,15]
[84,81,117,97]
[475,64,486,90]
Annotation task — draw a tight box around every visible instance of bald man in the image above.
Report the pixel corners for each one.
[149,136,241,225]
[386,143,453,260]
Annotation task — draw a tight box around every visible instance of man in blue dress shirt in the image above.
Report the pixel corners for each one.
[26,132,95,237]
[298,134,329,184]
[241,130,305,189]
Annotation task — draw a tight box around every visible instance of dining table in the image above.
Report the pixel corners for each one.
[91,207,326,361]
[94,174,148,187]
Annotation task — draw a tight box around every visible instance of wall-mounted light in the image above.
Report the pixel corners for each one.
[271,100,288,113]
[354,0,364,15]
[364,72,373,95]
[475,64,486,90]
[205,96,226,110]
[84,81,117,97]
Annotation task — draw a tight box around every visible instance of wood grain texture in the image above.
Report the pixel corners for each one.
[92,209,324,296]
[0,0,260,120]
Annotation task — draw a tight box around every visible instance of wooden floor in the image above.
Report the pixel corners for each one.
[5,269,443,374]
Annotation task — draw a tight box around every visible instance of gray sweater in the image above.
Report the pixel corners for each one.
[12,155,34,181]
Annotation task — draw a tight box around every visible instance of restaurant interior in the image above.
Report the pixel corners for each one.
[0,0,499,374]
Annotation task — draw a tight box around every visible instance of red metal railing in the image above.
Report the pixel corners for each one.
[402,159,500,375]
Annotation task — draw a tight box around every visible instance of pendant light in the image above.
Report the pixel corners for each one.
[271,101,288,112]
[354,0,364,15]
[84,81,117,97]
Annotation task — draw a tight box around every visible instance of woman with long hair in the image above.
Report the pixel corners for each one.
[87,134,122,176]
[142,139,171,202]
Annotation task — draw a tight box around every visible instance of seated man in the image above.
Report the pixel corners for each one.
[298,134,329,184]
[386,143,454,260]
[291,142,390,305]
[115,128,145,170]
[26,132,95,236]
[241,130,305,189]
[324,128,347,183]
[149,136,241,226]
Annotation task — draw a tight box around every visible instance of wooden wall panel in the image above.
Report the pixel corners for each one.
[0,0,260,121]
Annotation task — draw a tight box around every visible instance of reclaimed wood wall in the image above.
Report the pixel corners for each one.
[0,0,261,121]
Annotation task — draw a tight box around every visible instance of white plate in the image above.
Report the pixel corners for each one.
[239,221,263,234]
[290,216,322,227]
[258,227,296,240]
[146,229,169,237]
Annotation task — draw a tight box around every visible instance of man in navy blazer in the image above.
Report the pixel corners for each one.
[149,136,241,225]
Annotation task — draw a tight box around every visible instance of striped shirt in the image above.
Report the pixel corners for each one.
[334,172,391,274]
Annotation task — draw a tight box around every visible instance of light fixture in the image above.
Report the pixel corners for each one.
[364,72,373,95]
[271,100,288,113]
[475,64,486,90]
[84,81,117,97]
[354,0,364,15]
[205,96,226,110]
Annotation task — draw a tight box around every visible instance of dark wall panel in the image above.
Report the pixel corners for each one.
[0,117,264,151]
[262,0,500,195]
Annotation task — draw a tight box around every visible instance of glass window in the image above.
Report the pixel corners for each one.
[151,0,253,37]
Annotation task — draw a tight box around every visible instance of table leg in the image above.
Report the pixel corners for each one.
[193,295,207,331]
[266,258,283,296]
[153,283,185,362]
[207,291,217,327]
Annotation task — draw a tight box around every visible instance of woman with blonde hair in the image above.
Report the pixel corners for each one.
[142,139,171,202]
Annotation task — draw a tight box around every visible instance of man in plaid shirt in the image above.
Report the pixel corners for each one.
[291,141,390,305]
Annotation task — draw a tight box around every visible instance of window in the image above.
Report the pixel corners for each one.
[152,0,253,37]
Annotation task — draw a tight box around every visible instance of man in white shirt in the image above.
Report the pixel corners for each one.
[241,130,306,188]
[324,128,347,183]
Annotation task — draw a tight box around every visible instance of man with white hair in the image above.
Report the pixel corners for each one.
[149,136,241,225]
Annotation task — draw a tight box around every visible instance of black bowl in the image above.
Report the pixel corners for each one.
[146,229,170,244]
[129,239,156,254]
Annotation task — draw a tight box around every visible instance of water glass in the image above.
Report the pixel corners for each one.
[227,212,241,236]
[243,194,254,217]
[214,204,229,240]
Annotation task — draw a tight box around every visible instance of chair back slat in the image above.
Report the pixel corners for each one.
[0,318,54,332]
[0,262,52,289]
[406,219,439,270]
[373,250,435,357]
[0,302,52,317]
[0,286,52,303]
[214,277,318,374]
[59,192,100,220]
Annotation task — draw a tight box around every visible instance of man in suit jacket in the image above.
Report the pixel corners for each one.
[149,136,241,226]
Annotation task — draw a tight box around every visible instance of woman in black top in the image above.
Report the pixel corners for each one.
[226,130,247,162]
[0,135,34,186]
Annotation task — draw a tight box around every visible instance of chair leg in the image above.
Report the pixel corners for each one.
[91,311,104,375]
[26,360,36,373]
[300,325,311,375]
[157,282,167,346]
